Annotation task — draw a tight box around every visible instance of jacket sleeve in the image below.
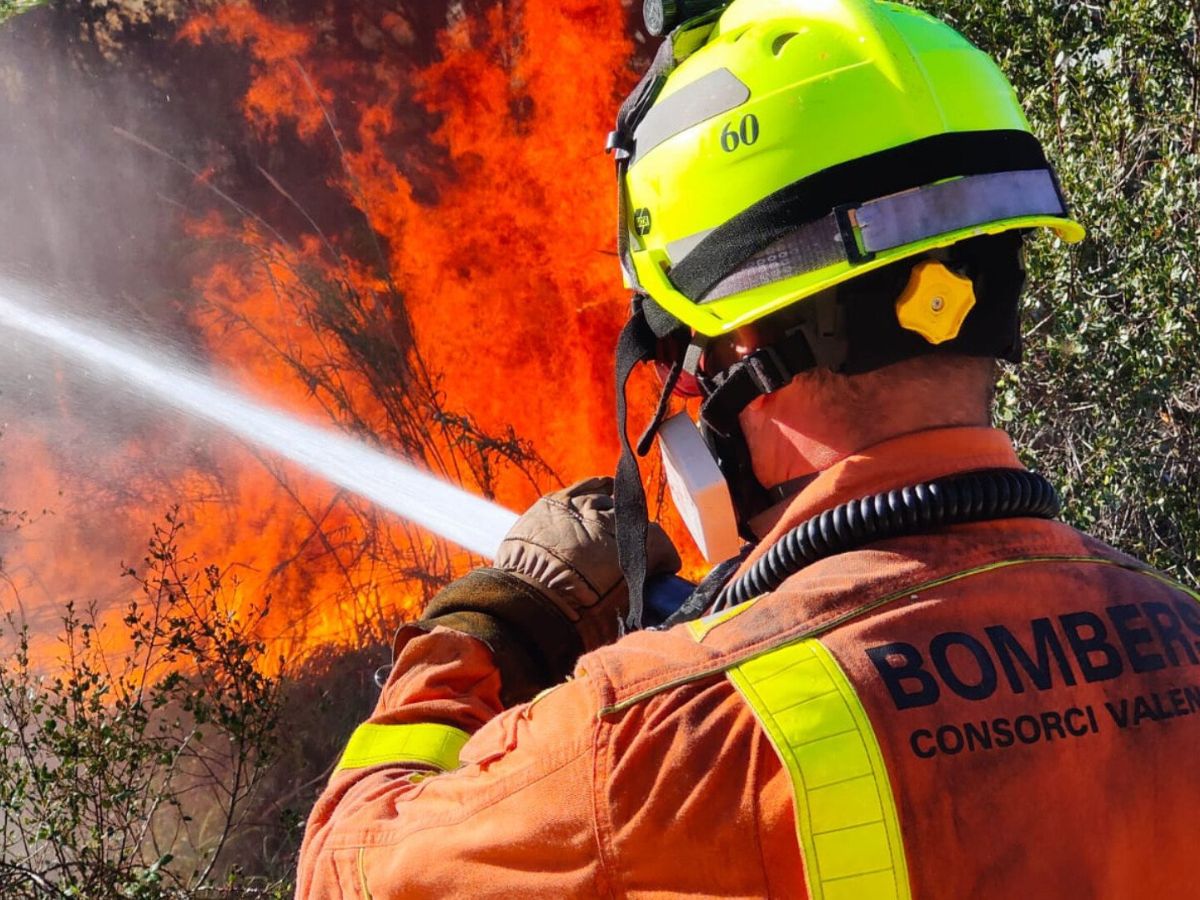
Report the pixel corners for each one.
[295,625,609,899]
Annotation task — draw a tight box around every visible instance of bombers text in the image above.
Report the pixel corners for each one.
[865,598,1200,710]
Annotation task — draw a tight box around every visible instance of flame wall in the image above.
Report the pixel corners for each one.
[0,0,693,662]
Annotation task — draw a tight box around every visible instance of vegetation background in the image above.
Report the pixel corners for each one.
[0,0,1196,895]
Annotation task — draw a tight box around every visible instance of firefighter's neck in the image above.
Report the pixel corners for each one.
[740,356,996,537]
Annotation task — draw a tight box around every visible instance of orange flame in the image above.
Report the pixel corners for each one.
[4,1,700,667]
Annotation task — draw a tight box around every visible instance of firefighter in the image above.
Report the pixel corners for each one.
[297,1,1200,896]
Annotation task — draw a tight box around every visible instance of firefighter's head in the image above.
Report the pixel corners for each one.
[608,0,1082,566]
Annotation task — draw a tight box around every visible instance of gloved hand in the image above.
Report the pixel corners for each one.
[419,477,681,704]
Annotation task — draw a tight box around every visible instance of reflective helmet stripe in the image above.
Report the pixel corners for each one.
[666,129,1056,302]
[701,168,1067,303]
[334,722,470,773]
[608,10,724,294]
[727,637,911,900]
[855,170,1066,256]
[631,67,750,166]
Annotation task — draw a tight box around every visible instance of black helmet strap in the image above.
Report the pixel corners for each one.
[613,296,691,632]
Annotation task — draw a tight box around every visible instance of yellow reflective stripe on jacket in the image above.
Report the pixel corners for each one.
[727,638,911,900]
[335,722,470,773]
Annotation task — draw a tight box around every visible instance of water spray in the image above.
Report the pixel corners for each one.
[0,279,518,558]
[0,279,696,623]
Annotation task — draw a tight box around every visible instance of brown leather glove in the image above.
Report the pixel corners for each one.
[420,476,681,704]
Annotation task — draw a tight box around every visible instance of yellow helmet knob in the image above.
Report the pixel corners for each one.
[895,260,977,345]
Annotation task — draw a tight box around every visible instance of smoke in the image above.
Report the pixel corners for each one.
[0,13,218,626]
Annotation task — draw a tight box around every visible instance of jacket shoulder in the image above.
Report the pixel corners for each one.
[587,518,1199,711]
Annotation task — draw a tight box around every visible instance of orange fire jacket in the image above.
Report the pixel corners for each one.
[297,427,1200,898]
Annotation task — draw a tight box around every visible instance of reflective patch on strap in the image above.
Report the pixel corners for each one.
[727,639,911,900]
[855,169,1065,254]
[334,722,470,773]
[696,168,1066,302]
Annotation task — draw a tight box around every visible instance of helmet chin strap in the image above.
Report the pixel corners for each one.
[613,296,691,632]
[614,296,810,630]
[694,336,818,524]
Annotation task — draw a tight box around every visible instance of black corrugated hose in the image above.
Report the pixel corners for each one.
[712,468,1060,612]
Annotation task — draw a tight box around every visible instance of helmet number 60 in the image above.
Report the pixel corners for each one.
[721,114,760,152]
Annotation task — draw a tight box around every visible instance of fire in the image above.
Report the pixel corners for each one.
[2,0,700,667]
[182,0,644,510]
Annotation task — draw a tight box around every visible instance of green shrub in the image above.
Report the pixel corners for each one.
[0,0,46,26]
[922,0,1200,579]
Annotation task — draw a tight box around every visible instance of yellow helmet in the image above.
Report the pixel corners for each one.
[609,0,1084,337]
